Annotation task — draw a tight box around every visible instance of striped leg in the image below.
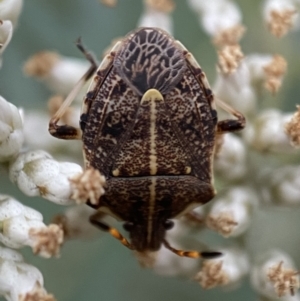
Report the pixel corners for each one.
[49,39,98,140]
[163,239,222,259]
[89,212,134,250]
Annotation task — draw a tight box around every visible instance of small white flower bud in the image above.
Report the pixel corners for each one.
[0,95,24,162]
[246,54,287,94]
[195,248,249,289]
[2,214,43,248]
[245,54,273,82]
[0,20,13,68]
[0,261,43,301]
[213,62,257,117]
[187,0,210,13]
[138,8,173,34]
[23,52,90,98]
[206,187,258,237]
[0,246,55,301]
[0,245,23,262]
[0,0,23,27]
[244,109,294,153]
[214,133,247,181]
[261,165,300,206]
[251,250,300,299]
[0,195,63,257]
[9,150,83,205]
[188,0,242,36]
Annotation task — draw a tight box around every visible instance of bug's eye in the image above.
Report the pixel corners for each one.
[123,222,134,232]
[164,220,174,230]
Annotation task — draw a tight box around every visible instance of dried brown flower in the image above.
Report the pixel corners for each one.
[19,283,56,301]
[264,54,287,78]
[29,224,64,258]
[264,77,282,94]
[267,9,297,38]
[195,260,229,289]
[285,105,300,147]
[217,45,244,74]
[263,54,287,94]
[267,261,300,297]
[100,0,117,7]
[145,0,175,13]
[213,24,246,47]
[206,211,238,237]
[70,167,106,205]
[23,51,60,78]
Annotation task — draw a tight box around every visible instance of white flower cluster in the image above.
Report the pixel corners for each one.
[0,0,23,67]
[0,20,13,68]
[9,150,82,205]
[195,248,249,289]
[0,96,23,162]
[0,94,84,206]
[188,0,242,37]
[23,51,90,98]
[0,2,93,298]
[206,187,258,237]
[0,195,63,258]
[251,250,300,300]
[0,246,55,301]
[263,0,299,37]
[244,109,294,153]
[1,0,300,300]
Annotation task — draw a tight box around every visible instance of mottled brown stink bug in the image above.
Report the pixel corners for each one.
[49,27,245,259]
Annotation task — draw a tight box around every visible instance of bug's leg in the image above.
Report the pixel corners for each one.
[163,239,222,259]
[184,211,204,225]
[89,212,135,250]
[216,98,246,134]
[49,39,98,140]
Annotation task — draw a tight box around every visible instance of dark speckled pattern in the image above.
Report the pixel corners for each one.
[81,27,217,251]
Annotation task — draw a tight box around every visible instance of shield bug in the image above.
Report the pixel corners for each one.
[49,27,245,259]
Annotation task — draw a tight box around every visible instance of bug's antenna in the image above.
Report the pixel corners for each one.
[163,239,222,259]
[89,215,135,250]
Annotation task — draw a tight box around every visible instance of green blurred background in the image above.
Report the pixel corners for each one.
[1,0,300,300]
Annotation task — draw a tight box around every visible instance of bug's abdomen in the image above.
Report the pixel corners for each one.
[99,176,215,221]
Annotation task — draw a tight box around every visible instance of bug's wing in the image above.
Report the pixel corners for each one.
[164,47,217,184]
[82,61,143,176]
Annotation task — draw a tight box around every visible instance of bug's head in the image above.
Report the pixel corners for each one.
[123,219,174,252]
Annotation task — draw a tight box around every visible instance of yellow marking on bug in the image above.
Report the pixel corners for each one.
[141,90,163,246]
[185,166,191,174]
[147,177,157,245]
[141,89,163,176]
[112,169,120,176]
